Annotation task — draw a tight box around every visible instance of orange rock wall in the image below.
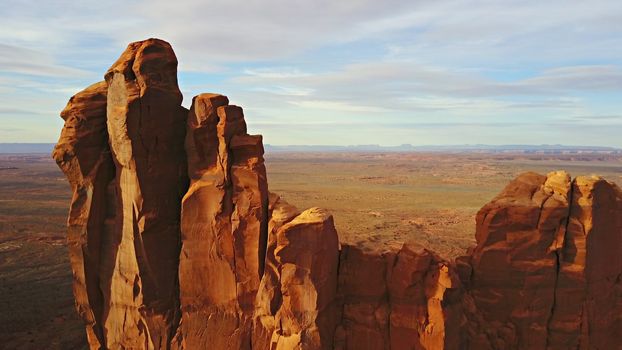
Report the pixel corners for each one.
[460,171,622,350]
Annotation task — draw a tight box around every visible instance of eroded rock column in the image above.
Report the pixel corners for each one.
[104,38,188,349]
[175,93,269,349]
[460,171,571,349]
[53,38,622,350]
[53,81,113,349]
[254,205,340,350]
[547,176,622,349]
[460,171,622,349]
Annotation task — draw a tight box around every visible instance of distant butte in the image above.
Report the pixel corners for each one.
[53,38,622,349]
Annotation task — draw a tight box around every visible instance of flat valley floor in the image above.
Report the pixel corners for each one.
[1,152,621,349]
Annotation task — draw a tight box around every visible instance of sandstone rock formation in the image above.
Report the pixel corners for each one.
[334,243,463,350]
[55,38,622,350]
[55,39,188,349]
[53,81,112,349]
[104,38,188,350]
[460,171,622,349]
[547,175,622,349]
[254,203,340,350]
[460,171,571,349]
[174,93,269,349]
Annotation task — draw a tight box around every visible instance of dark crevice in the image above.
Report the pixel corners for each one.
[534,192,551,232]
[258,192,269,279]
[545,177,575,348]
[386,250,399,350]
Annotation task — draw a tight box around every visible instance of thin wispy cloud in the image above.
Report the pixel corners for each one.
[0,0,621,145]
[0,44,91,78]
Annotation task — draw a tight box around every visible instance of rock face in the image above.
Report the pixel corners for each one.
[55,39,188,349]
[103,39,188,349]
[55,39,622,350]
[53,81,112,349]
[334,243,463,350]
[174,93,269,349]
[547,176,622,349]
[460,171,622,349]
[460,171,571,349]
[253,203,340,350]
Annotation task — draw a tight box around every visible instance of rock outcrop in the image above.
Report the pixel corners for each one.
[104,38,188,350]
[53,81,112,349]
[334,243,463,350]
[174,93,269,349]
[54,39,622,350]
[460,171,622,349]
[460,171,571,349]
[253,203,340,350]
[547,176,622,349]
[55,39,188,349]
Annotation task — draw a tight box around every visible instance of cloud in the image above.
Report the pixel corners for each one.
[518,65,622,91]
[2,0,621,68]
[126,0,418,63]
[228,61,618,118]
[288,100,389,113]
[0,44,92,77]
[244,67,311,79]
[1,0,621,146]
[0,107,50,115]
[556,115,622,125]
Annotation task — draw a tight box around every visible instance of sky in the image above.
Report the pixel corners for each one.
[0,0,621,146]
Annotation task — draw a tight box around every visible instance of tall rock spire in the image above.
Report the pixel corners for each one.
[102,38,188,349]
[174,93,269,349]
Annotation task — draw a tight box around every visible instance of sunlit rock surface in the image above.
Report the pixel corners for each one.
[53,81,112,349]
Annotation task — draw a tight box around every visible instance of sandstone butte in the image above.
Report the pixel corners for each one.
[53,39,622,350]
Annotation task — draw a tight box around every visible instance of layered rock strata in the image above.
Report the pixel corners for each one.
[54,39,622,350]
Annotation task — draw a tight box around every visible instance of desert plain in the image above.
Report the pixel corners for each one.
[0,150,621,349]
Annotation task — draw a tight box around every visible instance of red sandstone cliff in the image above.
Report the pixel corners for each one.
[459,171,622,349]
[334,243,463,350]
[54,39,622,350]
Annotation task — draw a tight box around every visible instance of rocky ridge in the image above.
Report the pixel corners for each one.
[54,39,622,349]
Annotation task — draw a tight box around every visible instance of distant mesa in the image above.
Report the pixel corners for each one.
[2,142,620,154]
[53,38,622,349]
[0,143,55,153]
[264,143,622,153]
